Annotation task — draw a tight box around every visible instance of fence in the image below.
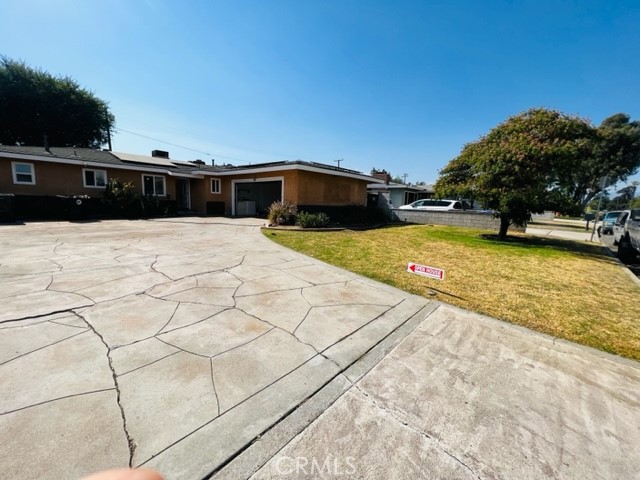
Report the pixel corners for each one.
[391,209,526,232]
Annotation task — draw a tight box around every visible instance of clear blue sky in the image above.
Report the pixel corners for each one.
[2,0,639,186]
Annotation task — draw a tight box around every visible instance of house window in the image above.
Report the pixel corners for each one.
[12,162,35,185]
[83,169,107,188]
[211,178,221,194]
[142,175,166,196]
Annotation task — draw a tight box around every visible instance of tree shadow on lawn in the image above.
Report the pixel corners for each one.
[480,233,618,264]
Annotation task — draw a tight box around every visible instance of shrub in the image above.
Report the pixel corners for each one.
[103,178,142,218]
[296,211,330,228]
[268,200,298,225]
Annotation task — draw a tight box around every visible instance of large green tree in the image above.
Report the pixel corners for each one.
[0,57,114,148]
[435,108,640,239]
[435,109,595,239]
[552,113,640,211]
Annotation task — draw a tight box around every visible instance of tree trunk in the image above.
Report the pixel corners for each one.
[498,216,510,240]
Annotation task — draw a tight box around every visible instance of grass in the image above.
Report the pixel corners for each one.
[264,224,640,361]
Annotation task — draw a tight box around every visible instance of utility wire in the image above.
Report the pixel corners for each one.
[115,127,250,163]
[114,126,340,166]
[114,127,212,156]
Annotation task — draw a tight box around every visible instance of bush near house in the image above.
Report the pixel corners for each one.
[296,211,330,228]
[268,201,386,227]
[103,178,143,218]
[267,200,298,225]
[297,204,387,225]
[101,178,176,218]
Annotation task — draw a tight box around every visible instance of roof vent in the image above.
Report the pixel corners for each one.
[152,150,169,158]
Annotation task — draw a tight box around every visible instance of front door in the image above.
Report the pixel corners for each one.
[176,179,191,210]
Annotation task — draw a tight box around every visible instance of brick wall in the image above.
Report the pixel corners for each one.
[392,209,526,232]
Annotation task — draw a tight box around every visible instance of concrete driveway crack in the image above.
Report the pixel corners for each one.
[74,310,136,467]
[0,306,92,325]
[210,358,221,417]
[150,255,174,282]
[234,306,343,371]
[155,302,180,335]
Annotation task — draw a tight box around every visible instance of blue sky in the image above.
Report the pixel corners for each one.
[2,0,639,186]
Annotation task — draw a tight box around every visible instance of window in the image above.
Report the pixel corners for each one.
[12,162,35,185]
[142,175,166,196]
[83,169,107,188]
[211,178,221,194]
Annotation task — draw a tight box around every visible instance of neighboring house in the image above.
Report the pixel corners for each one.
[367,171,434,215]
[0,145,380,218]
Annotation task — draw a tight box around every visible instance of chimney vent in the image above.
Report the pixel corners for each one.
[152,150,170,158]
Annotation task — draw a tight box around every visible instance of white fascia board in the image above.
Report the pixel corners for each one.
[0,152,204,178]
[196,164,380,183]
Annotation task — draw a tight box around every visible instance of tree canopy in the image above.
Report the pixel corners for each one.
[553,113,640,211]
[435,108,640,239]
[0,57,114,148]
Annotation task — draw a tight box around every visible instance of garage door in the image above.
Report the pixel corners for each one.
[234,180,282,216]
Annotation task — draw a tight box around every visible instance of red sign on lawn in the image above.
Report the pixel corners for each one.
[407,262,445,281]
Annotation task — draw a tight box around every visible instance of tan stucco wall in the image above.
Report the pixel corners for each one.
[0,158,178,199]
[296,170,368,206]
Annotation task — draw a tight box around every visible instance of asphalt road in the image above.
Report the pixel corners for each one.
[599,233,640,279]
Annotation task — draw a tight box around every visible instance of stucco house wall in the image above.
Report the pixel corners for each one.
[297,170,367,206]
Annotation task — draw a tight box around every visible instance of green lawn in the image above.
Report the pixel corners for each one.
[264,225,640,361]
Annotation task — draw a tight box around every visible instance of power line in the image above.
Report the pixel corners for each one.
[113,126,354,168]
[114,127,213,157]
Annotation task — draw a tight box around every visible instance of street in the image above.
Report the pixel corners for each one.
[599,232,640,279]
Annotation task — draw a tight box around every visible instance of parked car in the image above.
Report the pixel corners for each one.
[398,199,466,211]
[601,210,623,235]
[614,209,640,263]
[612,210,629,246]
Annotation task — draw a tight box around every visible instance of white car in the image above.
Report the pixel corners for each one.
[399,199,465,211]
[612,210,630,246]
[614,208,640,262]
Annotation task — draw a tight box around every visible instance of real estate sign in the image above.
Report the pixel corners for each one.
[407,262,445,281]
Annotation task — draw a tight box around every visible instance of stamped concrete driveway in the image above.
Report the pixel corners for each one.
[0,218,430,479]
[2,218,639,480]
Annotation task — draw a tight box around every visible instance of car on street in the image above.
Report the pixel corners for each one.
[612,210,629,245]
[614,209,640,263]
[398,199,467,211]
[601,210,623,235]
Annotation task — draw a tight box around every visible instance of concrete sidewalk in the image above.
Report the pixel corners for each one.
[1,218,638,479]
[243,304,640,479]
[525,226,598,243]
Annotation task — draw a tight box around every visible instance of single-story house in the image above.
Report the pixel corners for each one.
[0,145,381,219]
